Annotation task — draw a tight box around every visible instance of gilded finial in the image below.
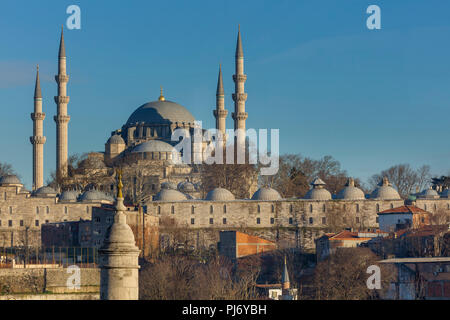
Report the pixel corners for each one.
[158,86,165,101]
[37,64,39,71]
[117,168,123,199]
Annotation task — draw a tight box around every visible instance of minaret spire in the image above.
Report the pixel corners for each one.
[30,65,46,190]
[232,25,248,147]
[54,26,70,180]
[213,64,227,137]
[282,256,290,290]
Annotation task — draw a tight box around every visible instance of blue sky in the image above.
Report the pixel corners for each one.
[0,0,449,190]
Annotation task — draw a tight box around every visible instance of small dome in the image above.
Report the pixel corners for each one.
[154,188,187,201]
[418,187,440,199]
[107,134,125,145]
[59,190,80,201]
[337,178,365,200]
[80,190,112,202]
[178,181,196,193]
[131,140,176,153]
[33,186,57,197]
[0,175,22,186]
[205,188,235,201]
[441,188,450,198]
[161,181,177,190]
[251,187,282,201]
[303,178,332,200]
[370,177,401,200]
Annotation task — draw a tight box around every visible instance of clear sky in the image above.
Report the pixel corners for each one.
[0,0,449,190]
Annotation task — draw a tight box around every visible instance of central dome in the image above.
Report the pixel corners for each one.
[126,100,195,126]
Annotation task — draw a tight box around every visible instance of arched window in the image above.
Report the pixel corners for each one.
[309,204,313,213]
[223,205,227,213]
[46,206,50,214]
[322,204,326,213]
[257,205,261,213]
[356,204,360,213]
[191,206,195,214]
[289,204,293,213]
[210,205,214,214]
[157,206,161,214]
[424,204,427,211]
[171,206,175,214]
[271,205,275,213]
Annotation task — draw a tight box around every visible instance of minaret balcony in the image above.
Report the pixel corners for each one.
[55,75,69,83]
[54,96,70,104]
[232,93,248,102]
[30,136,47,145]
[231,112,248,121]
[31,112,46,121]
[233,74,247,82]
[213,109,228,118]
[53,115,71,124]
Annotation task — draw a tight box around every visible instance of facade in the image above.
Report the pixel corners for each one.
[377,205,431,232]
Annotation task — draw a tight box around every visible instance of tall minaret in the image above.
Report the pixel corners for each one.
[213,64,227,137]
[30,65,46,191]
[54,26,70,179]
[232,25,248,133]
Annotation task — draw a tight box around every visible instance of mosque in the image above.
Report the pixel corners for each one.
[0,26,449,250]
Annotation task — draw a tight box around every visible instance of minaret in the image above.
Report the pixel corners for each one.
[213,64,228,137]
[281,256,290,291]
[30,65,46,191]
[232,25,248,133]
[99,169,140,300]
[54,26,70,179]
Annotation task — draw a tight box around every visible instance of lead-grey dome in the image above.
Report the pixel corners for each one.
[132,140,176,153]
[418,187,440,199]
[370,177,401,200]
[59,190,80,201]
[154,188,187,201]
[205,188,235,201]
[80,190,112,202]
[33,186,57,197]
[0,175,22,186]
[161,181,178,190]
[126,100,195,126]
[303,178,332,200]
[251,187,282,201]
[337,178,365,200]
[107,134,125,145]
[178,181,196,193]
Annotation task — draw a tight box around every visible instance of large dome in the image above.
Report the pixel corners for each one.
[205,188,235,201]
[251,188,282,201]
[370,177,401,200]
[126,100,195,126]
[154,188,187,201]
[337,178,365,200]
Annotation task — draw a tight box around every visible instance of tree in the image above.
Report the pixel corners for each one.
[313,248,394,300]
[0,162,16,178]
[369,164,431,198]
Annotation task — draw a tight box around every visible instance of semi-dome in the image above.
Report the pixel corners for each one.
[0,175,22,186]
[161,181,178,190]
[337,178,365,200]
[33,186,57,197]
[131,140,176,153]
[154,188,187,201]
[107,134,125,145]
[205,188,235,201]
[304,178,332,200]
[418,187,440,199]
[80,190,112,202]
[251,187,282,201]
[59,190,80,201]
[126,100,195,126]
[178,181,196,193]
[370,177,401,200]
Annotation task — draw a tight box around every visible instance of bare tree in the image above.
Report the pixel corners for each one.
[0,162,16,178]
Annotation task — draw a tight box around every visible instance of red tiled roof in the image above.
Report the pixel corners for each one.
[378,205,429,215]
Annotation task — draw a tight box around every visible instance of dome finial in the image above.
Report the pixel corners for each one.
[116,168,123,199]
[159,86,165,101]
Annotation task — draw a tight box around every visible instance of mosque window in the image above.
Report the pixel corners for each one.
[223,205,227,213]
[322,217,326,224]
[46,207,50,214]
[210,218,214,225]
[20,220,23,227]
[309,204,313,213]
[256,218,261,225]
[390,203,394,209]
[171,206,175,214]
[309,217,314,225]
[158,206,161,214]
[36,207,39,214]
[210,205,214,214]
[191,218,195,225]
[376,204,380,212]
[289,217,293,225]
[35,220,39,227]
[344,204,347,211]
[86,206,90,213]
[322,204,326,213]
[4,192,6,200]
[356,204,360,213]
[8,220,12,227]
[434,204,437,211]
[257,205,261,213]
[45,220,49,224]
[447,204,450,210]
[271,205,275,213]
[289,204,293,213]
[424,204,427,211]
[191,206,195,214]
[270,217,275,224]
[223,218,227,225]
[9,207,12,214]
[64,206,68,214]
